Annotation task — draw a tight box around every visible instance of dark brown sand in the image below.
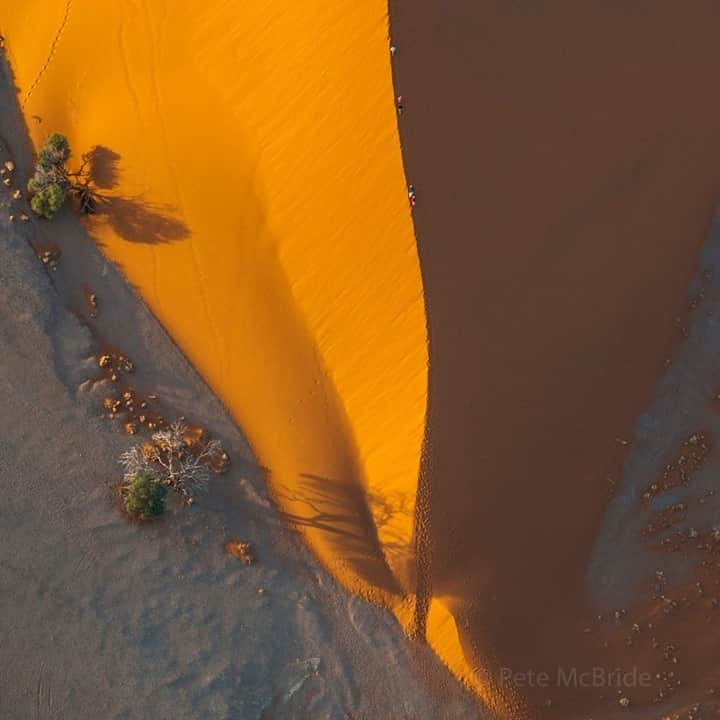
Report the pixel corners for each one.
[390,2,720,717]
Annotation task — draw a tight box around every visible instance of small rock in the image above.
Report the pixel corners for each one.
[19,213,28,222]
[4,160,14,172]
[225,540,254,564]
[11,189,20,199]
[618,696,630,708]
[2,177,11,186]
[124,421,138,435]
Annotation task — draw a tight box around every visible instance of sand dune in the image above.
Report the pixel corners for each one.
[1,0,427,615]
[5,0,720,717]
[0,52,481,718]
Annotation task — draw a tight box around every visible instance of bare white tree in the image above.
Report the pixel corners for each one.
[119,421,225,501]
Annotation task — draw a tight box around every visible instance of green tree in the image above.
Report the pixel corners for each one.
[38,132,71,168]
[29,183,67,219]
[27,133,84,219]
[122,471,167,519]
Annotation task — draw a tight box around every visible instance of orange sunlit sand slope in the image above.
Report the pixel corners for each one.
[2,1,429,587]
[1,0,442,646]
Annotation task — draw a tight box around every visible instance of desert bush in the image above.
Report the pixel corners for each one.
[122,471,167,519]
[119,420,226,503]
[29,182,66,219]
[27,132,96,218]
[38,132,71,168]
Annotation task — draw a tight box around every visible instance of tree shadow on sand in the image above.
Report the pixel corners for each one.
[81,145,189,245]
[274,471,406,597]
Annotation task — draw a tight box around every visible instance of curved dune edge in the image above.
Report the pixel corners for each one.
[425,599,527,719]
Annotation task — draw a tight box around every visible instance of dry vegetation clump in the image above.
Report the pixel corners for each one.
[119,420,228,505]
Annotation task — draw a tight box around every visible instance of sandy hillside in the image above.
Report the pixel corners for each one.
[0,0,429,616]
[0,59,481,720]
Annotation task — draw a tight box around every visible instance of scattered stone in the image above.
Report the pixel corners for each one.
[118,355,134,372]
[19,213,28,222]
[2,177,11,186]
[225,540,254,564]
[11,189,20,199]
[124,421,138,435]
[618,696,630,708]
[37,246,61,267]
[87,291,98,318]
[4,160,14,172]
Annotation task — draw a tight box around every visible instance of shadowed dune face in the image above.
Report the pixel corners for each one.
[391,0,720,715]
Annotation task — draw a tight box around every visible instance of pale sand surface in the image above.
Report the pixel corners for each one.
[0,60,481,720]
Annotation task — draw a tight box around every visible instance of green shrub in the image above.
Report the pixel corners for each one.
[123,472,167,519]
[29,183,67,219]
[28,133,73,219]
[37,133,71,168]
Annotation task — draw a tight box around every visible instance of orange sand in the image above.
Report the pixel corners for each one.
[1,2,427,608]
[0,0,494,707]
